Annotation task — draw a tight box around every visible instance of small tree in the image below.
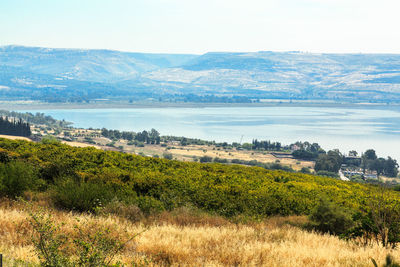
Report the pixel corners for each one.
[309,198,354,236]
[368,188,400,248]
[349,187,400,248]
[199,156,213,163]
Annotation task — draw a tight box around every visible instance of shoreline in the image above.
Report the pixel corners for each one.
[0,101,399,110]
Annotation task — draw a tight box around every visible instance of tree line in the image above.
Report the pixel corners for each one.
[101,128,161,144]
[0,110,71,127]
[251,139,283,151]
[313,149,398,178]
[0,117,31,137]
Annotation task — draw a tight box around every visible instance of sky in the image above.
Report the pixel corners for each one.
[1,0,400,54]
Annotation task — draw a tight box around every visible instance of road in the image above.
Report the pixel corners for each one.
[338,170,350,181]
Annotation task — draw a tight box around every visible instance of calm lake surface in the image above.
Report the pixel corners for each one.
[20,106,400,161]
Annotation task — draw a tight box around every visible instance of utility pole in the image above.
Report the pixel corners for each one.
[239,135,244,145]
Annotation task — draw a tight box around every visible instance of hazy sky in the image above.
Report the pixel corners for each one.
[1,0,399,54]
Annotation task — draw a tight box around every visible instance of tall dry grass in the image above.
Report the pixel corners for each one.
[0,200,399,266]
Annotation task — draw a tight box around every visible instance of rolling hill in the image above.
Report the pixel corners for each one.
[1,45,400,102]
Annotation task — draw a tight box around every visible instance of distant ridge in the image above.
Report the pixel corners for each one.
[1,45,400,103]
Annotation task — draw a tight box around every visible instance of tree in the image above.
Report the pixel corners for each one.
[292,149,316,160]
[199,156,213,163]
[364,149,378,160]
[349,150,358,157]
[367,187,400,248]
[370,158,386,178]
[362,149,378,175]
[0,117,31,137]
[384,157,399,178]
[309,198,354,235]
[314,150,343,173]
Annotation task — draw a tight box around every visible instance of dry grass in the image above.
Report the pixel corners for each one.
[0,135,31,141]
[0,201,399,266]
[168,145,314,171]
[61,140,101,149]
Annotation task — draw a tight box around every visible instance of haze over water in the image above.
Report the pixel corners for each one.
[21,106,400,161]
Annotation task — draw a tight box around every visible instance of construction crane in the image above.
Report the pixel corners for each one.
[239,135,244,145]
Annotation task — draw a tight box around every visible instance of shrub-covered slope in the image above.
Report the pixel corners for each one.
[0,138,398,217]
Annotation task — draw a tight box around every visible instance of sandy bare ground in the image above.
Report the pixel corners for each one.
[0,134,31,141]
[61,140,101,149]
[168,145,314,171]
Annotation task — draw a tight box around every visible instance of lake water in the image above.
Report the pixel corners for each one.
[20,106,400,161]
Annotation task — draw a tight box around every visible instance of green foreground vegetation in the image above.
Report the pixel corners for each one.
[0,138,391,215]
[1,137,400,266]
[1,138,400,247]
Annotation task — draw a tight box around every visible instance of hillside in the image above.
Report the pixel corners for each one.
[0,137,399,216]
[1,138,400,265]
[1,46,400,103]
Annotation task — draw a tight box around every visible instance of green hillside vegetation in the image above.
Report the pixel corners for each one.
[0,137,398,217]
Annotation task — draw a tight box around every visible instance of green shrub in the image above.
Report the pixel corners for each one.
[199,156,212,163]
[136,142,145,147]
[52,178,116,212]
[0,150,11,163]
[309,198,354,235]
[137,196,165,215]
[40,136,61,145]
[316,170,339,178]
[0,161,36,198]
[300,167,311,174]
[213,157,228,163]
[163,152,173,160]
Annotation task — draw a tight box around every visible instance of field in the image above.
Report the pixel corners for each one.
[29,123,315,171]
[1,200,399,267]
[0,135,31,141]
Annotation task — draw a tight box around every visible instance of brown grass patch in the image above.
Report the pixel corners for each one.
[61,140,101,149]
[0,135,31,141]
[0,202,399,266]
[168,145,314,171]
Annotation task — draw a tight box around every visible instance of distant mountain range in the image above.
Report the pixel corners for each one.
[1,45,400,103]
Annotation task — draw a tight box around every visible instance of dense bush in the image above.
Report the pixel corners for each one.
[199,156,213,163]
[163,152,173,160]
[213,157,228,163]
[0,161,36,198]
[137,196,165,215]
[309,198,354,235]
[292,149,317,160]
[52,177,135,212]
[316,170,339,178]
[300,167,311,174]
